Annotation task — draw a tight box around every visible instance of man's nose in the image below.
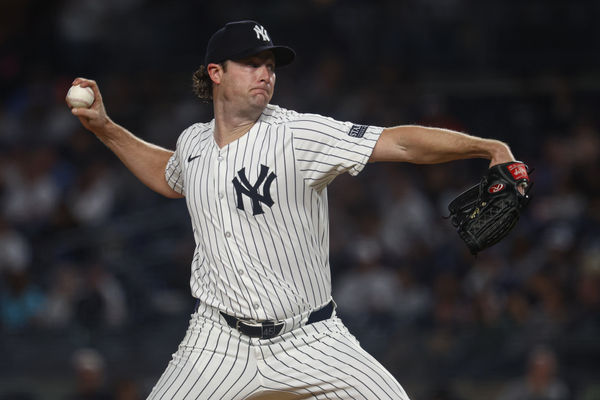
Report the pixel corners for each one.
[258,65,272,82]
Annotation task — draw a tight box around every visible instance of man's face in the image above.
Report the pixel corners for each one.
[218,50,276,112]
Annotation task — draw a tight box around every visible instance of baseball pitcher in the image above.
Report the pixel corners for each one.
[68,20,527,400]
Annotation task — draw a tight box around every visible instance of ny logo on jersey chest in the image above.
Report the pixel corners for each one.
[232,165,276,215]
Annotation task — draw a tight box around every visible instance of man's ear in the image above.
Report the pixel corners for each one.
[207,63,223,84]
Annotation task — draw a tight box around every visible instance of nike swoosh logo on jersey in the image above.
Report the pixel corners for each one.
[187,154,201,162]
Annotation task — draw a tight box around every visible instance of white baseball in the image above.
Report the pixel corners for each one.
[66,84,95,108]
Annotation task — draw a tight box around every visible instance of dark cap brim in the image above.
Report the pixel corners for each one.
[270,46,296,67]
[214,45,295,68]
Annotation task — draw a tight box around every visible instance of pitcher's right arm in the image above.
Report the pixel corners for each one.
[68,78,183,199]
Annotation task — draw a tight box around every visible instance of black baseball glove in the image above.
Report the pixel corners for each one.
[447,161,532,255]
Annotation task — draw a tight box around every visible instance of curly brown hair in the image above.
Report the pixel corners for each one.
[192,62,227,103]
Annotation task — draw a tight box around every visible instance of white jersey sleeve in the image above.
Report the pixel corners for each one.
[287,112,383,188]
[164,127,188,196]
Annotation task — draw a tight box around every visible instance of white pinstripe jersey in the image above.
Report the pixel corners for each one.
[165,104,383,321]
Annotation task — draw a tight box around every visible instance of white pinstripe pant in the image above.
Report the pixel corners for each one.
[147,303,410,400]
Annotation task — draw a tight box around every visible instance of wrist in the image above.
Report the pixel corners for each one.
[95,118,121,144]
[488,140,514,166]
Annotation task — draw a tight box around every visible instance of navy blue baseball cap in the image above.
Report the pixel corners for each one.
[204,20,295,67]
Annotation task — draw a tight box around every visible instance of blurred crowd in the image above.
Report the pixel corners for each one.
[1,0,599,399]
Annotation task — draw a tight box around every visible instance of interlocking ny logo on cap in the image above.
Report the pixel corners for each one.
[253,25,270,42]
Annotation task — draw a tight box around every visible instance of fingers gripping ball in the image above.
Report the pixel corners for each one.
[447,161,532,255]
[66,84,95,108]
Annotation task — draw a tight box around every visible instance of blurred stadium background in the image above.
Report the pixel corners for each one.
[1,1,599,399]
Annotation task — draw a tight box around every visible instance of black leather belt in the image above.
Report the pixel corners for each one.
[219,300,335,340]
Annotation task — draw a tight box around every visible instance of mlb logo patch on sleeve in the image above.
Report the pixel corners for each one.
[348,124,368,138]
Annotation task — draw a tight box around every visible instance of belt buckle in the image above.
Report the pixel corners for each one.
[237,318,260,329]
[235,319,242,331]
[237,319,282,339]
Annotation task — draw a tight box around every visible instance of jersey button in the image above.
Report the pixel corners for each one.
[238,269,244,275]
[225,232,232,238]
[218,192,224,199]
[253,303,260,310]
[217,156,224,162]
